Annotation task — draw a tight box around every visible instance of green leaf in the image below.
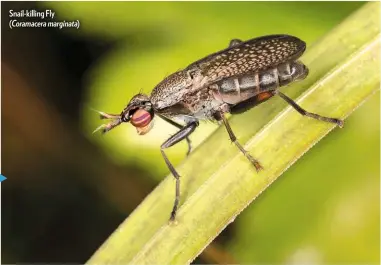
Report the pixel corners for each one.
[87,2,380,264]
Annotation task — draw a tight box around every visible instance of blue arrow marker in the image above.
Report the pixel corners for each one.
[0,174,6,182]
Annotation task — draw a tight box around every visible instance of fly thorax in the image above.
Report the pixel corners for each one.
[150,70,193,109]
[158,71,192,92]
[186,67,209,91]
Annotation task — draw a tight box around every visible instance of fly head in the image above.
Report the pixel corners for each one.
[94,93,155,135]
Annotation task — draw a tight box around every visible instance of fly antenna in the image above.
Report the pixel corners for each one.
[89,107,120,120]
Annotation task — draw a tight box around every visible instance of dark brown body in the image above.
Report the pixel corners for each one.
[149,35,308,124]
[150,61,308,123]
[96,35,343,221]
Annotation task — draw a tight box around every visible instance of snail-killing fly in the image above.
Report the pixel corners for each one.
[94,34,344,221]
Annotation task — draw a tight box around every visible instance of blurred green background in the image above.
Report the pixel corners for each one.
[2,1,378,264]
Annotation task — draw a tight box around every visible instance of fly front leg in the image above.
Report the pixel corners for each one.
[158,114,193,156]
[275,90,344,128]
[215,112,263,172]
[161,121,199,221]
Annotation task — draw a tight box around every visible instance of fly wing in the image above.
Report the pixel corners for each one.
[187,34,306,86]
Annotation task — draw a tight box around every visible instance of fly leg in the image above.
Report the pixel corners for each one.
[215,112,263,172]
[275,91,344,128]
[158,114,193,156]
[161,121,199,221]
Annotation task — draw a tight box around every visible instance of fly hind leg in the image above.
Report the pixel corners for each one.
[275,90,344,128]
[215,111,263,172]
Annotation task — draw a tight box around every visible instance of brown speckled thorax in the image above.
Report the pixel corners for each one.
[150,71,191,110]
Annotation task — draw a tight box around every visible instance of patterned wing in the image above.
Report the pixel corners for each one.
[187,34,306,86]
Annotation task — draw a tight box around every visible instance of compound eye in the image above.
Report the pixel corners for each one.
[130,109,152,128]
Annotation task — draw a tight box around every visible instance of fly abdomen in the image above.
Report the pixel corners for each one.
[213,61,308,104]
[277,61,309,86]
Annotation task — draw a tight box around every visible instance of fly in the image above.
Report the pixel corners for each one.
[94,34,344,221]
